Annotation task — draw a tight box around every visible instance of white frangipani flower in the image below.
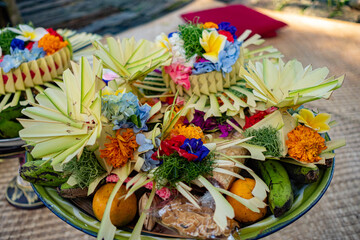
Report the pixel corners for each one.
[7,24,48,41]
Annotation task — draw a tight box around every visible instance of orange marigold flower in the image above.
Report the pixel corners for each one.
[100,129,138,168]
[169,124,205,142]
[286,125,327,163]
[38,33,68,55]
[203,22,219,29]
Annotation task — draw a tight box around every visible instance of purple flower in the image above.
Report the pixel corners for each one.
[218,22,237,39]
[218,119,239,137]
[185,110,217,131]
[180,138,210,162]
[186,110,239,137]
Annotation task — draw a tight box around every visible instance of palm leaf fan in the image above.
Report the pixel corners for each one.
[18,57,105,166]
[240,58,344,108]
[93,37,172,88]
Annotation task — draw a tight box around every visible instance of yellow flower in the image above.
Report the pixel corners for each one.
[155,33,171,51]
[101,86,126,96]
[294,109,331,133]
[203,22,219,29]
[199,30,226,63]
[169,124,205,142]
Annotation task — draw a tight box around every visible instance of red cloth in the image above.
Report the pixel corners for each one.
[181,4,287,38]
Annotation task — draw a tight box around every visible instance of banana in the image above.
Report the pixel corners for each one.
[20,160,69,187]
[257,159,293,217]
[283,163,320,184]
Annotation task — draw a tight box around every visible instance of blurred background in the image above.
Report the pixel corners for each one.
[1,0,360,35]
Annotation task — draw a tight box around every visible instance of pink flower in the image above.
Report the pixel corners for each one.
[120,177,173,200]
[106,174,120,183]
[164,63,192,90]
[144,181,171,200]
[156,188,172,200]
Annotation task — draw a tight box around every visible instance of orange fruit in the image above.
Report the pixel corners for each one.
[226,178,267,223]
[92,183,137,227]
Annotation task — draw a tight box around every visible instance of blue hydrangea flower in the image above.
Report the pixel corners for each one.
[140,137,161,171]
[141,150,161,171]
[101,92,151,132]
[26,43,46,61]
[136,133,154,153]
[0,54,23,73]
[10,38,25,50]
[192,61,217,74]
[218,22,237,39]
[215,39,242,76]
[134,104,151,133]
[180,138,210,162]
[0,44,46,73]
[192,40,242,76]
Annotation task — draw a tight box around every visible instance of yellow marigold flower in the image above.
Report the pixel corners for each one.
[286,125,327,163]
[199,30,226,63]
[294,109,331,133]
[38,33,68,55]
[169,124,205,142]
[203,22,219,29]
[100,129,138,168]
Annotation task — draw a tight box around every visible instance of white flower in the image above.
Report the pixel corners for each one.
[156,33,171,51]
[168,33,196,67]
[7,24,48,41]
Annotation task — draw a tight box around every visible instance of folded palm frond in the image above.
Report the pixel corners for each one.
[18,57,105,166]
[240,58,344,108]
[93,37,172,86]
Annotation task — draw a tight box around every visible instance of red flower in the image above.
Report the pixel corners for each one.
[46,28,64,41]
[25,41,35,50]
[165,97,175,105]
[151,135,197,161]
[243,107,277,129]
[218,30,234,43]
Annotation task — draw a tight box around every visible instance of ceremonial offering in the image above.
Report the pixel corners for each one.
[0,24,100,139]
[19,21,345,239]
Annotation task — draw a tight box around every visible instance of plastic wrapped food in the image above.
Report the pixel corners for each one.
[155,195,239,239]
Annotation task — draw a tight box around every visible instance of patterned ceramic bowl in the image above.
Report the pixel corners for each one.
[29,134,335,239]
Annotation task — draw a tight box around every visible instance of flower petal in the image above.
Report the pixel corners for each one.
[19,24,34,33]
[298,109,315,122]
[15,36,30,41]
[203,52,220,63]
[312,113,331,124]
[6,27,22,34]
[33,28,48,41]
[311,122,330,133]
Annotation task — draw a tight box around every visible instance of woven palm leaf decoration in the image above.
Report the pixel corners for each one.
[0,29,101,112]
[18,57,104,166]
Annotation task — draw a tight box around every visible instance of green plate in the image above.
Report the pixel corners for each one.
[29,153,334,240]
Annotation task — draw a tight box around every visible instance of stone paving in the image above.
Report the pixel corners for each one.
[16,0,193,35]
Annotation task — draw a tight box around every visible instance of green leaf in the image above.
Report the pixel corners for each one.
[130,115,141,128]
